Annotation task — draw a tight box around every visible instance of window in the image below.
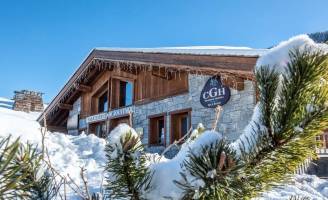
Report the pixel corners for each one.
[89,121,107,138]
[180,115,188,137]
[149,115,165,146]
[170,109,191,144]
[110,116,131,132]
[95,122,107,138]
[98,91,108,113]
[112,78,134,109]
[91,81,109,115]
[119,81,133,107]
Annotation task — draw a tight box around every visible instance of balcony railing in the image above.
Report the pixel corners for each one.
[316,148,328,157]
[316,132,328,157]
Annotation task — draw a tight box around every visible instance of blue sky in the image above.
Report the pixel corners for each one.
[0,0,327,102]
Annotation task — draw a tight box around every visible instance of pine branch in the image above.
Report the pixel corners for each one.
[176,47,328,199]
[243,48,328,197]
[105,131,153,200]
[175,140,247,199]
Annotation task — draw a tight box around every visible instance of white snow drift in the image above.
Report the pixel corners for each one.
[1,105,327,199]
[0,106,106,199]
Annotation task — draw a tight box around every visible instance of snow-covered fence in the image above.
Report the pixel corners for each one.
[296,158,312,175]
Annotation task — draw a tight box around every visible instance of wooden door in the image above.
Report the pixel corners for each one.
[149,116,165,146]
[110,116,130,132]
[170,111,191,144]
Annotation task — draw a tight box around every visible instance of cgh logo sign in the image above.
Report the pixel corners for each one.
[200,76,230,108]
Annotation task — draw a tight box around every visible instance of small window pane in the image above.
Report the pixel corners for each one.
[125,82,133,106]
[119,81,133,107]
[158,119,165,145]
[98,92,108,113]
[180,116,188,137]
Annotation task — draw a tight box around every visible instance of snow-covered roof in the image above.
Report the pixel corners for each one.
[95,46,269,57]
[0,97,14,110]
[0,97,13,102]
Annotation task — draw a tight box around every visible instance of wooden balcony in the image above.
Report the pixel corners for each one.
[316,148,328,157]
[316,132,328,157]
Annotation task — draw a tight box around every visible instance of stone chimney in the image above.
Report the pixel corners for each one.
[13,90,44,112]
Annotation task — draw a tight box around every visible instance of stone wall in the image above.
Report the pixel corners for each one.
[13,90,44,112]
[132,74,256,145]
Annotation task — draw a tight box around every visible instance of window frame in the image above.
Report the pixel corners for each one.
[91,81,109,115]
[110,76,135,109]
[148,113,167,147]
[169,108,192,144]
[98,90,109,113]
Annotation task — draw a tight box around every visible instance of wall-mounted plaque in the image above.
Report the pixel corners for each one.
[86,112,108,124]
[86,106,135,124]
[200,76,230,108]
[108,106,134,119]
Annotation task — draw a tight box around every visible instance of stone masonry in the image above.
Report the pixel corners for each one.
[13,90,44,112]
[131,74,256,145]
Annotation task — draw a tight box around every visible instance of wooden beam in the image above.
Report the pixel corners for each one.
[48,109,68,126]
[76,84,92,92]
[221,75,245,91]
[58,103,73,110]
[94,50,258,73]
[59,118,68,127]
[47,125,67,133]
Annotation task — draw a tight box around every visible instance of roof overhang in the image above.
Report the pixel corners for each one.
[37,49,261,125]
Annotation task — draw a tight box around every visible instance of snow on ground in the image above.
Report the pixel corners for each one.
[0,106,106,199]
[259,175,328,200]
[147,130,222,199]
[0,103,328,199]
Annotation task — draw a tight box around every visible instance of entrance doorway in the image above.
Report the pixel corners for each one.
[170,109,191,144]
[149,115,166,146]
[109,116,131,132]
[89,121,107,138]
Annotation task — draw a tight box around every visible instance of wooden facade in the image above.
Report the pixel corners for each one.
[37,48,262,145]
[80,67,189,117]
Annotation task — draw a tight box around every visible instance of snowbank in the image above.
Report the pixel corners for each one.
[148,130,222,199]
[0,106,106,199]
[259,175,328,200]
[0,97,328,199]
[106,123,141,159]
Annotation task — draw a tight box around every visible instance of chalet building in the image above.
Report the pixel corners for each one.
[37,47,268,146]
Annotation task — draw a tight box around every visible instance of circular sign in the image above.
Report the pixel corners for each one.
[200,76,230,108]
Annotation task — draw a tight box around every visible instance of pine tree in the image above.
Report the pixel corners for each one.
[174,140,246,200]
[0,136,24,199]
[175,48,328,199]
[105,130,153,200]
[0,136,59,200]
[14,142,59,200]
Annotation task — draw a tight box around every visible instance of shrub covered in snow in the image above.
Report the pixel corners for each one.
[105,124,153,200]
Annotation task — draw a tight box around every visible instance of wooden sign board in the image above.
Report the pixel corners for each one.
[86,106,134,124]
[200,76,231,108]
